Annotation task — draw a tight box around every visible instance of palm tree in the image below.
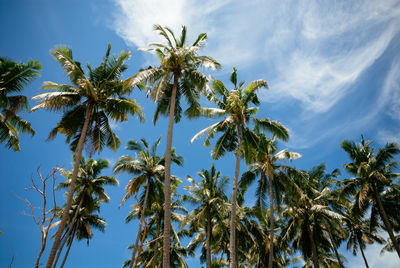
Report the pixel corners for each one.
[113,137,183,268]
[31,44,144,268]
[343,209,383,268]
[280,166,343,268]
[182,164,229,268]
[58,198,106,268]
[0,57,40,150]
[240,133,300,267]
[191,67,289,268]
[124,25,220,267]
[53,156,117,267]
[123,180,188,268]
[340,137,400,258]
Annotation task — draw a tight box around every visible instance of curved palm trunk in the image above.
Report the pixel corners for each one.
[268,174,274,268]
[129,179,151,268]
[357,236,369,268]
[328,230,344,267]
[162,74,179,268]
[307,220,320,268]
[46,106,92,268]
[59,228,76,268]
[206,215,212,268]
[229,125,241,268]
[53,197,84,268]
[373,187,400,259]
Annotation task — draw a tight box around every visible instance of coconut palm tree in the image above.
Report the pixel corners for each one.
[123,180,188,268]
[124,25,220,267]
[0,57,40,150]
[191,67,289,268]
[113,137,183,268]
[182,164,229,268]
[280,166,343,268]
[53,156,117,267]
[31,44,144,268]
[343,209,383,268]
[340,137,400,258]
[58,198,106,268]
[240,133,300,267]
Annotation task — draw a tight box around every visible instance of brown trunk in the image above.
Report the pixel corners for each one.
[328,230,344,267]
[153,219,161,268]
[357,236,370,268]
[307,219,319,268]
[268,174,274,268]
[373,187,400,259]
[129,179,151,268]
[53,197,84,268]
[162,74,179,268]
[59,228,76,268]
[206,215,212,268]
[229,125,241,268]
[45,105,92,268]
[35,236,46,268]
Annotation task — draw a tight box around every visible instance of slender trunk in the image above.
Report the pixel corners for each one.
[129,179,151,268]
[268,174,274,268]
[206,215,212,268]
[373,187,400,259]
[229,125,242,268]
[36,234,46,268]
[307,219,319,268]
[46,106,92,268]
[59,229,76,268]
[162,74,179,268]
[153,219,161,268]
[53,197,84,268]
[358,236,369,268]
[328,230,344,267]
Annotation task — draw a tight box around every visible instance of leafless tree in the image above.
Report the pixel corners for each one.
[16,167,59,268]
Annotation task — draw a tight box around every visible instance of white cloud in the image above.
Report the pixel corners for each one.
[111,0,400,113]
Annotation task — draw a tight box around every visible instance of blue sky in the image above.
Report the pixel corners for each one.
[1,0,400,267]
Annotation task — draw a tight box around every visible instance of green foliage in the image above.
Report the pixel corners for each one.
[0,57,40,150]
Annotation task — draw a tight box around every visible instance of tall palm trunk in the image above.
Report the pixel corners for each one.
[59,228,76,268]
[153,219,161,268]
[307,220,320,268]
[357,236,369,268]
[229,125,242,268]
[373,187,400,258]
[129,179,151,268]
[162,73,179,268]
[268,174,274,268]
[46,106,92,268]
[53,197,84,268]
[206,215,212,268]
[328,230,344,267]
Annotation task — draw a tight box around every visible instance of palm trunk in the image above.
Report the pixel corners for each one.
[53,197,84,268]
[206,215,212,268]
[59,228,76,268]
[268,174,274,268]
[162,74,179,268]
[358,236,369,268]
[307,220,319,268]
[46,106,92,268]
[153,219,161,268]
[328,230,344,267]
[129,179,151,268]
[373,186,400,259]
[229,125,242,268]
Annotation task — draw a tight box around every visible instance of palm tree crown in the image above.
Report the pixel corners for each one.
[31,43,143,268]
[0,57,41,150]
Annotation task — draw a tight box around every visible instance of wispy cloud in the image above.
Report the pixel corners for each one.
[110,0,400,149]
[112,0,400,112]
